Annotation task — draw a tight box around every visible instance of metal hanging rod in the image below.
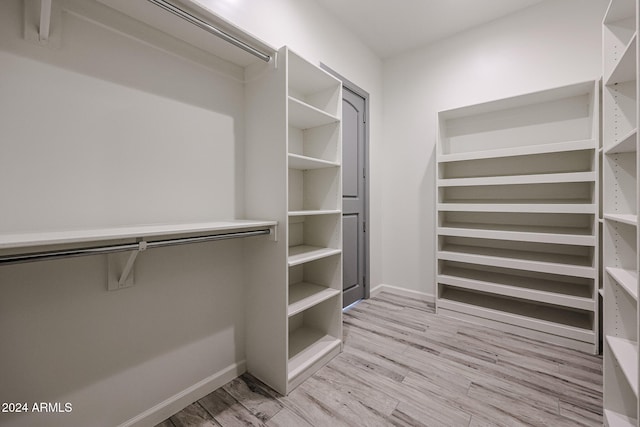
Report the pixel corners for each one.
[147,0,272,63]
[0,228,271,266]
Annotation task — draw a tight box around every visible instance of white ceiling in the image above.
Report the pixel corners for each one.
[313,0,546,59]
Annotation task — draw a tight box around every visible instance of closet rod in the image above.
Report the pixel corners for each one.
[147,0,272,62]
[0,228,271,266]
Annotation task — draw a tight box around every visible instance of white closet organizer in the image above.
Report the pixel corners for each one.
[245,46,343,394]
[3,0,342,405]
[602,0,639,425]
[436,81,600,354]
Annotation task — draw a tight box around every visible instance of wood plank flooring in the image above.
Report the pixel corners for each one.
[156,292,602,426]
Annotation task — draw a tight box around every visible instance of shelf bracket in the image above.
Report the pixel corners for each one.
[39,0,52,42]
[107,241,148,291]
[24,0,61,48]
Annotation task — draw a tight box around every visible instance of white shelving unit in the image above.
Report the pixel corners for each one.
[602,0,640,424]
[436,81,600,354]
[245,46,342,394]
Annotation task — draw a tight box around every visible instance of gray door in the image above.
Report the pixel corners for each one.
[342,88,367,308]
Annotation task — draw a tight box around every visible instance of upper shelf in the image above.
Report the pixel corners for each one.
[605,33,637,85]
[0,220,277,250]
[603,0,636,23]
[288,153,339,170]
[438,139,596,163]
[288,97,340,129]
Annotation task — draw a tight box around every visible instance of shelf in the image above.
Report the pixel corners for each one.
[607,336,639,396]
[604,409,638,427]
[288,282,341,317]
[438,245,595,279]
[438,203,596,214]
[604,0,636,24]
[289,210,340,217]
[438,171,596,187]
[438,267,594,310]
[0,220,277,250]
[438,225,595,246]
[438,287,594,342]
[438,139,596,163]
[288,49,340,100]
[606,267,639,300]
[288,327,341,381]
[288,245,341,266]
[605,33,637,85]
[288,97,339,129]
[604,213,638,226]
[288,153,339,170]
[605,128,638,154]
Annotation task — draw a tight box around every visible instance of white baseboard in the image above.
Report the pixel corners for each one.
[370,283,434,303]
[118,360,246,427]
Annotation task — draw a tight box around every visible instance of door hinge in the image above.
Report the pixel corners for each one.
[363,221,366,233]
[363,168,366,179]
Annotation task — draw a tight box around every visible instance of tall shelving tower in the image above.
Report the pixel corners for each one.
[244,46,343,395]
[602,0,640,425]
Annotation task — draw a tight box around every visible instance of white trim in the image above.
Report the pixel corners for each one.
[117,360,246,427]
[370,284,434,303]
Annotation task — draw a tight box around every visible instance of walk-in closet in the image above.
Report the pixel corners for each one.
[0,0,635,426]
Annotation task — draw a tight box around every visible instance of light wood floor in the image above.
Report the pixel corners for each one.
[156,292,603,426]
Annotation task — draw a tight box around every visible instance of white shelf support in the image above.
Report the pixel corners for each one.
[23,0,61,48]
[39,0,52,42]
[108,240,148,291]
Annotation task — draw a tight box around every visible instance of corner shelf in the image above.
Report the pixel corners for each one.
[436,80,599,353]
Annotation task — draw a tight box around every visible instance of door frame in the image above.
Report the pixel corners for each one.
[320,63,370,300]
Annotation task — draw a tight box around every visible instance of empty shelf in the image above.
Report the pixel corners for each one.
[438,203,596,214]
[606,267,638,300]
[604,214,638,226]
[438,267,594,311]
[438,245,595,279]
[604,409,637,427]
[438,224,595,246]
[289,97,339,129]
[0,220,277,250]
[439,287,594,342]
[605,128,638,154]
[288,245,341,266]
[288,153,339,170]
[288,282,340,317]
[438,139,596,163]
[438,171,596,187]
[607,336,639,396]
[605,33,637,85]
[288,327,341,381]
[289,210,341,217]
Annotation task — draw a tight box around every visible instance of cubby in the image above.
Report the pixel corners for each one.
[602,0,639,424]
[436,80,600,354]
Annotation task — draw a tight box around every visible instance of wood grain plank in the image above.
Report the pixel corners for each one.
[198,389,265,427]
[169,403,219,427]
[222,375,283,422]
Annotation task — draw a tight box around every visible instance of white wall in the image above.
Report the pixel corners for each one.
[0,1,248,426]
[0,0,382,426]
[193,0,385,292]
[381,0,608,297]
